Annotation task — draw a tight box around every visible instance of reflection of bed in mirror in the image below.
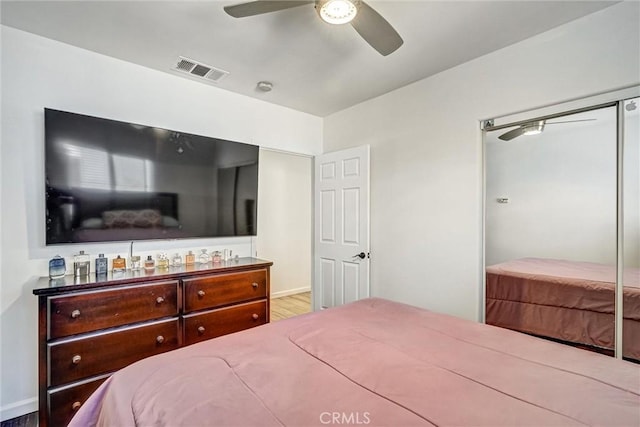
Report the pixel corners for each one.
[486,258,640,360]
[46,189,187,243]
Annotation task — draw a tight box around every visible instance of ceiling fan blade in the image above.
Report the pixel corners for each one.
[546,119,597,125]
[350,1,403,56]
[498,127,526,141]
[224,1,312,18]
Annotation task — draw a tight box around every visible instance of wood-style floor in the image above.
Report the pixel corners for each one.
[271,291,312,321]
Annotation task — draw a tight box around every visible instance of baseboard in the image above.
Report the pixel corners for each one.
[0,397,37,422]
[271,287,311,299]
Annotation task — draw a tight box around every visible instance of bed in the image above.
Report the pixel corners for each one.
[46,189,187,243]
[69,297,639,426]
[486,257,640,360]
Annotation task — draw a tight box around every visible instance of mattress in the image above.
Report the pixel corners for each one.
[70,298,639,426]
[486,257,640,359]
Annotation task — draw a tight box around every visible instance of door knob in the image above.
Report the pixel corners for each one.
[354,252,367,259]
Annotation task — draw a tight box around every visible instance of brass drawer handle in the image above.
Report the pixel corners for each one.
[197,326,205,335]
[72,355,81,364]
[197,290,205,297]
[252,313,259,320]
[71,309,81,319]
[156,335,165,344]
[156,296,165,304]
[251,282,259,289]
[72,401,81,411]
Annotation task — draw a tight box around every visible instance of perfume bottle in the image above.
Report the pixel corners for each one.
[144,255,155,271]
[199,249,210,264]
[212,251,222,264]
[130,255,141,271]
[112,255,126,272]
[185,251,195,266]
[95,254,108,276]
[49,255,66,279]
[171,253,182,268]
[157,253,169,269]
[73,250,90,277]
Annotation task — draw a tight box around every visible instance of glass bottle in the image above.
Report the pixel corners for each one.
[171,253,182,268]
[198,249,210,264]
[73,250,90,277]
[157,253,169,269]
[112,255,126,272]
[95,253,108,276]
[130,255,141,271]
[212,251,222,264]
[49,255,66,279]
[185,251,195,266]
[144,255,155,271]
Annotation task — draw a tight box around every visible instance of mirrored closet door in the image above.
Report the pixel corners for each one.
[484,96,638,361]
[622,97,639,360]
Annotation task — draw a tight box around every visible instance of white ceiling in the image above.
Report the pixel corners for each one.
[1,0,617,117]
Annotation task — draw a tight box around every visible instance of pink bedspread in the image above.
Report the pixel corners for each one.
[486,258,640,359]
[70,298,639,426]
[486,258,640,317]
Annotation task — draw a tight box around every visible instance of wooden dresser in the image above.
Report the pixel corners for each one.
[33,258,272,427]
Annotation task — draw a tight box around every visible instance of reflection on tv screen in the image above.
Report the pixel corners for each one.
[45,108,259,244]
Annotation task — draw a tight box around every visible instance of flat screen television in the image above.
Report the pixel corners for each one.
[45,109,259,245]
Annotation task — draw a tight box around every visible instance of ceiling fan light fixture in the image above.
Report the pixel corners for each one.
[317,0,358,25]
[523,120,545,136]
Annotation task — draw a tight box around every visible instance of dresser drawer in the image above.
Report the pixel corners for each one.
[184,300,267,345]
[48,318,179,387]
[48,281,179,339]
[48,375,108,427]
[183,270,267,313]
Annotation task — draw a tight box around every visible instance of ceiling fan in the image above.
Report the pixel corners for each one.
[498,118,596,141]
[223,0,403,56]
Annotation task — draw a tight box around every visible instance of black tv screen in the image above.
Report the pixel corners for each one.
[45,109,259,244]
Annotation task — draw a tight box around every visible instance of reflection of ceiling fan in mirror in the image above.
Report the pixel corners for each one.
[498,118,597,141]
[223,0,403,56]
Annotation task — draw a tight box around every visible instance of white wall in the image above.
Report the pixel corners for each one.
[256,149,312,297]
[485,107,618,266]
[323,2,640,321]
[0,26,322,420]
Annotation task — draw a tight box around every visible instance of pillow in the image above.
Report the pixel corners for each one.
[80,217,104,229]
[102,209,162,228]
[162,216,180,228]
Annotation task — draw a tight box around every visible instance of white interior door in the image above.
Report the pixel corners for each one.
[314,145,370,310]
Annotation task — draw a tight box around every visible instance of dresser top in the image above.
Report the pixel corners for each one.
[33,257,273,296]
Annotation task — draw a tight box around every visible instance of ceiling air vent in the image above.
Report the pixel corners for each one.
[173,56,229,83]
